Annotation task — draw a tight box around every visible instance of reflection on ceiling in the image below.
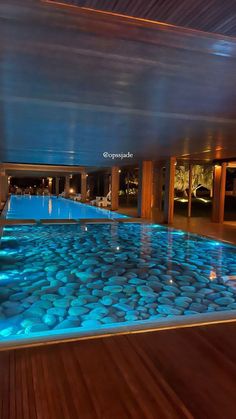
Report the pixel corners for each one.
[0,0,236,167]
[51,0,236,37]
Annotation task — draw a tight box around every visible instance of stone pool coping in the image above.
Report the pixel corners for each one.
[1,309,236,351]
[0,218,144,224]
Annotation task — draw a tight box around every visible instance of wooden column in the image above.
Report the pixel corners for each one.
[111,166,119,211]
[153,164,163,211]
[138,161,154,219]
[164,157,176,224]
[0,174,8,202]
[55,177,60,195]
[188,164,193,218]
[81,173,87,202]
[212,163,227,223]
[64,176,70,198]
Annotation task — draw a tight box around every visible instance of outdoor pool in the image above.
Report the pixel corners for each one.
[0,223,236,346]
[5,195,127,220]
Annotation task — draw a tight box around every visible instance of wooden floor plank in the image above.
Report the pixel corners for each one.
[1,322,236,418]
[59,344,98,419]
[0,351,10,419]
[19,350,37,419]
[194,322,236,363]
[72,338,139,419]
[104,336,192,419]
[9,351,16,419]
[132,327,236,418]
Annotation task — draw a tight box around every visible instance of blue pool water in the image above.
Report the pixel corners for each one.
[5,195,127,220]
[0,223,236,344]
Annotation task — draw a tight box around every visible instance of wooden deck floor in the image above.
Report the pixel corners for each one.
[1,322,236,418]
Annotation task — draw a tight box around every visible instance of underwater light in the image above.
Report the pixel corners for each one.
[0,274,10,280]
[116,246,120,251]
[1,236,16,241]
[0,249,17,256]
[171,231,185,235]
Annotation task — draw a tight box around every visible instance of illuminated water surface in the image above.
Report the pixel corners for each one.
[0,223,236,343]
[5,195,127,219]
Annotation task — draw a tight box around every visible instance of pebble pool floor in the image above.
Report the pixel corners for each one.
[0,223,236,342]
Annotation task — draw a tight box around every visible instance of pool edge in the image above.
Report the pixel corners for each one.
[1,309,236,352]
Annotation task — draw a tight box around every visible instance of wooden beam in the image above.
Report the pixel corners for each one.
[138,161,154,219]
[81,173,87,202]
[188,164,193,218]
[111,167,119,211]
[164,157,176,224]
[1,163,85,175]
[212,163,227,223]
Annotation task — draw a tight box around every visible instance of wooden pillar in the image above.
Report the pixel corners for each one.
[111,166,119,211]
[0,174,8,202]
[212,163,227,223]
[81,173,87,202]
[138,161,154,219]
[55,177,60,195]
[64,175,70,198]
[153,164,163,211]
[164,157,176,224]
[188,164,193,218]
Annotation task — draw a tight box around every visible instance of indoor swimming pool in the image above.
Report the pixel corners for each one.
[0,223,236,345]
[5,195,127,220]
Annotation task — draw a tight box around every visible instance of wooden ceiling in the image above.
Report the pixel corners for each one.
[55,0,236,37]
[0,0,236,167]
